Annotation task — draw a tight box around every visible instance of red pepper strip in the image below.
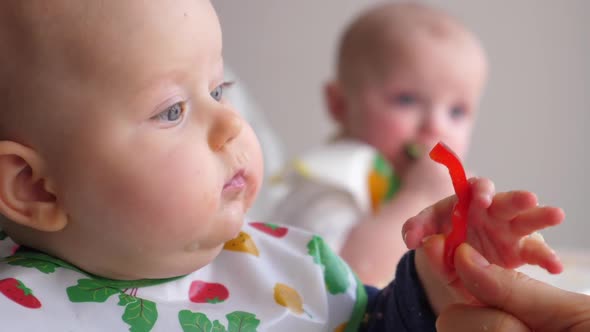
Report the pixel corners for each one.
[429,142,472,269]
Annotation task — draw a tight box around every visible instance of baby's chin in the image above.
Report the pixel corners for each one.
[184,216,244,251]
[181,246,225,274]
[137,210,249,279]
[222,217,245,246]
[145,245,225,279]
[221,205,248,237]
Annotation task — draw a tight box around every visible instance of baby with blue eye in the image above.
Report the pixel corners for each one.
[0,1,562,331]
[271,2,488,286]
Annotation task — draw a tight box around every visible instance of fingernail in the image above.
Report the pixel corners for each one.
[529,232,545,243]
[467,246,490,267]
[483,193,493,206]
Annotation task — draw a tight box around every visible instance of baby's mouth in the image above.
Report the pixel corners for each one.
[223,169,246,192]
[405,143,426,161]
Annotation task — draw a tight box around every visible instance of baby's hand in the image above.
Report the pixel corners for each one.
[402,177,564,275]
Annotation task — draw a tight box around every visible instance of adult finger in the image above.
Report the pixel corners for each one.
[437,303,529,332]
[454,243,590,332]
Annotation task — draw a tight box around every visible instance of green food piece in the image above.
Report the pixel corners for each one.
[405,143,423,160]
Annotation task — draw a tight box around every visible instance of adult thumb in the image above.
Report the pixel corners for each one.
[453,243,590,332]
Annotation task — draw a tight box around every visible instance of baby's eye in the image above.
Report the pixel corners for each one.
[390,93,417,107]
[210,84,224,101]
[154,102,185,122]
[450,105,467,119]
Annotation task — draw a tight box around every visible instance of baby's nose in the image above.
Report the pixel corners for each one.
[419,109,446,139]
[208,109,243,151]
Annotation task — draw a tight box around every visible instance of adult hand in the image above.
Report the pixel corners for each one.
[437,243,590,332]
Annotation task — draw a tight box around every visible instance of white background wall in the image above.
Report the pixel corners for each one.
[214,1,590,250]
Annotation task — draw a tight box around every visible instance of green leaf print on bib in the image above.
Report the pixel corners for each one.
[179,311,213,331]
[4,255,60,274]
[179,310,259,332]
[6,248,182,287]
[119,294,158,332]
[211,320,228,332]
[307,235,350,294]
[227,311,260,332]
[67,280,159,332]
[67,279,120,302]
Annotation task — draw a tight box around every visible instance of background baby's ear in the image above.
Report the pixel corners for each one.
[0,141,67,232]
[323,80,348,125]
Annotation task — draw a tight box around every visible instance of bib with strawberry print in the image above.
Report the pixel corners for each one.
[0,223,366,332]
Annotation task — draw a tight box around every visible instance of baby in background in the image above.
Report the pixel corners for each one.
[271,2,488,285]
[0,1,562,331]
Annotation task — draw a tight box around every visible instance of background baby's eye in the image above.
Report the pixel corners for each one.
[450,105,467,119]
[389,93,417,107]
[155,102,185,122]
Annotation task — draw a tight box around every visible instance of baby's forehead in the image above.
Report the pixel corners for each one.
[0,1,220,92]
[353,7,470,55]
[1,2,148,68]
[0,2,112,84]
[338,4,483,88]
[0,2,105,136]
[0,1,221,138]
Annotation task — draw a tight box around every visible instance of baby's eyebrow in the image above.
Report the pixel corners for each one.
[211,56,225,83]
[132,53,225,105]
[136,69,189,94]
[126,71,190,115]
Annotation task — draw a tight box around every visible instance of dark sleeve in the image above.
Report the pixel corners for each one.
[360,250,436,332]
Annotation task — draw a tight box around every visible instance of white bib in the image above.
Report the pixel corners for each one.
[0,222,366,332]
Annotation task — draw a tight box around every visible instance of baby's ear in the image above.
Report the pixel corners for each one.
[323,80,348,125]
[0,141,67,232]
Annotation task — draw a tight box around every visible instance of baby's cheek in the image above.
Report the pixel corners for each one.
[364,128,404,159]
[440,139,467,161]
[446,123,474,156]
[123,174,217,240]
